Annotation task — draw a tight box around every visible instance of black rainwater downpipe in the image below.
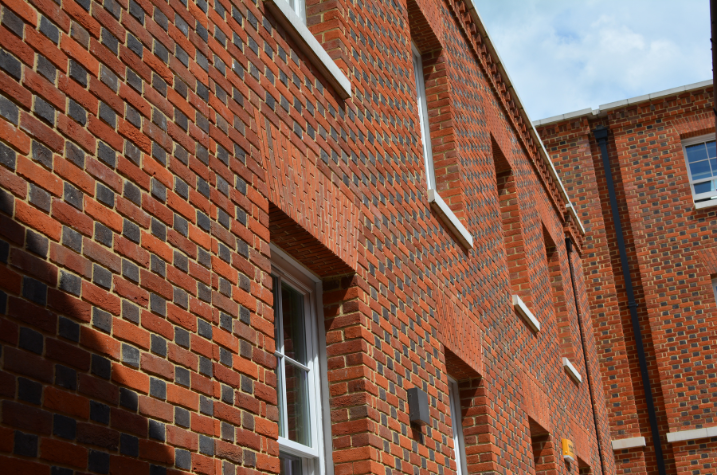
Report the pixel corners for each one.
[565,237,606,475]
[593,127,666,475]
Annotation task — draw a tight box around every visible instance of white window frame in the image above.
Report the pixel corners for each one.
[447,377,468,475]
[272,245,333,475]
[412,43,436,191]
[286,0,306,24]
[411,43,474,248]
[682,133,717,204]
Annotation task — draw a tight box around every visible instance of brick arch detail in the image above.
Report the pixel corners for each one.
[673,112,715,139]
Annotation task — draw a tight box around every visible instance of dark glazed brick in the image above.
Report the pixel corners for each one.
[91,354,111,380]
[22,277,47,306]
[122,344,139,368]
[62,227,82,253]
[26,230,49,257]
[53,414,76,440]
[95,222,113,247]
[92,307,112,333]
[93,265,112,290]
[68,99,87,126]
[18,377,42,404]
[90,401,110,424]
[59,316,80,342]
[88,450,110,474]
[0,95,19,125]
[55,365,77,390]
[39,16,59,43]
[64,182,83,210]
[120,433,139,457]
[148,419,165,441]
[0,49,21,80]
[34,97,56,125]
[29,184,51,212]
[14,431,38,457]
[59,272,81,297]
[120,388,138,411]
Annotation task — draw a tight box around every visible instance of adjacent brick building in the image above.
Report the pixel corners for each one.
[535,79,716,475]
[0,0,614,474]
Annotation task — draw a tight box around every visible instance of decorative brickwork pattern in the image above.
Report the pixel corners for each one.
[0,0,612,475]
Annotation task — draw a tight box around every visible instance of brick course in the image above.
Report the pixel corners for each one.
[0,0,612,474]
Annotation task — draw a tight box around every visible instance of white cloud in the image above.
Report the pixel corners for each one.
[473,0,712,120]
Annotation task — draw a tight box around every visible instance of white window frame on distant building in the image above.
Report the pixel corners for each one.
[272,245,333,475]
[682,133,717,206]
[447,377,468,475]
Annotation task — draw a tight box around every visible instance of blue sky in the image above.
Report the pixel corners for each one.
[473,0,712,120]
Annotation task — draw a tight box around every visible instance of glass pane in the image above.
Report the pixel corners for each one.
[285,361,311,446]
[449,386,464,475]
[281,282,307,365]
[686,143,708,163]
[689,160,712,181]
[280,453,303,475]
[694,180,717,195]
[707,141,716,158]
[277,355,285,438]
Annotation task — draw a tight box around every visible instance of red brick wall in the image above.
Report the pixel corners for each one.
[0,0,612,474]
[537,83,717,474]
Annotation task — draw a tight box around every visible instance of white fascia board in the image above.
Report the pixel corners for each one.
[534,79,713,126]
[666,425,717,443]
[566,203,586,235]
[562,357,582,383]
[428,190,474,249]
[611,437,646,450]
[512,295,540,332]
[263,0,351,99]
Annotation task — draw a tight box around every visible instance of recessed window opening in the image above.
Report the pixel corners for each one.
[412,42,436,191]
[273,250,330,475]
[447,377,468,475]
[683,134,717,203]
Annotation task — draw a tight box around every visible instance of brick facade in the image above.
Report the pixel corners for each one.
[0,0,613,474]
[536,80,716,474]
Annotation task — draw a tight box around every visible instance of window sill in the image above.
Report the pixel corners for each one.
[512,295,540,332]
[562,357,582,383]
[611,436,646,450]
[694,199,717,210]
[264,0,351,99]
[428,189,474,249]
[666,425,717,443]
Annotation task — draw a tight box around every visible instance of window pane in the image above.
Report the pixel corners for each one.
[280,453,303,475]
[282,282,307,365]
[277,355,285,438]
[686,143,708,163]
[694,179,717,195]
[689,159,712,181]
[285,361,311,446]
[707,140,716,158]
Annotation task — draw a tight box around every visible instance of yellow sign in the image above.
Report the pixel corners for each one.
[562,438,576,464]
